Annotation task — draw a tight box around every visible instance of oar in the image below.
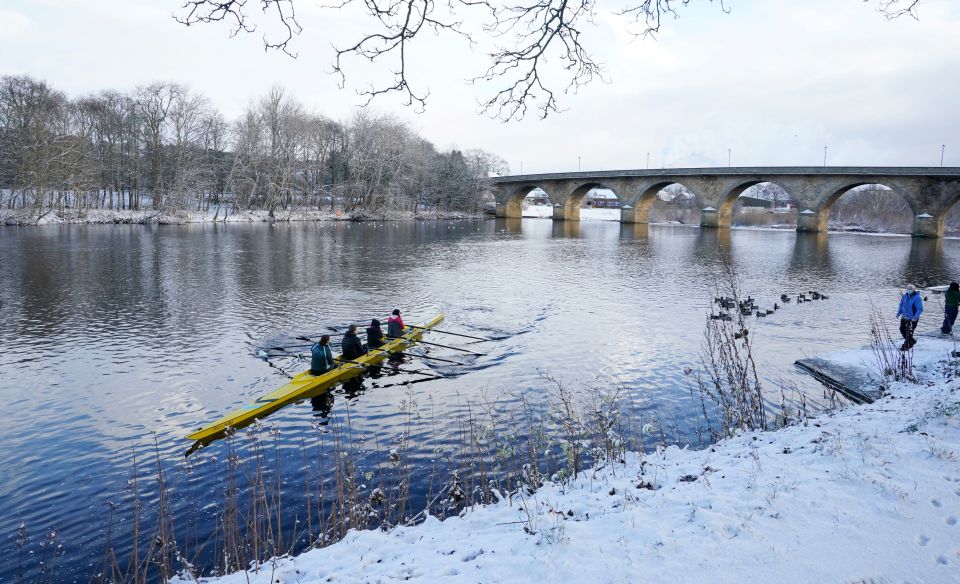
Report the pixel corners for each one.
[384,366,441,378]
[407,325,494,342]
[296,331,351,342]
[393,337,487,356]
[334,354,444,378]
[372,375,445,389]
[410,353,470,366]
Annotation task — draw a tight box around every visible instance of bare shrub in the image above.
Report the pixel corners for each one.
[869,305,914,386]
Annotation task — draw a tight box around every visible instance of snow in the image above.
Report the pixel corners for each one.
[522,204,554,218]
[0,208,483,226]
[182,337,960,584]
[580,208,621,221]
[520,206,622,221]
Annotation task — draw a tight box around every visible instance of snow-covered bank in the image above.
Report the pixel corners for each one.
[184,339,960,584]
[520,206,623,221]
[0,208,484,226]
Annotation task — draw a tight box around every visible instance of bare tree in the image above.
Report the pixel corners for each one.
[174,0,923,120]
[1,76,511,220]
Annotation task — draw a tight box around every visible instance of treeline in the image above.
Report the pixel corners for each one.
[0,75,507,219]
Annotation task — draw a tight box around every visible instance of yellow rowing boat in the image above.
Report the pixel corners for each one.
[185,314,444,447]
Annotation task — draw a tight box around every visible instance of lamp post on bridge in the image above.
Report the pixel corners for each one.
[823,146,828,167]
[728,149,731,167]
[578,155,581,172]
[646,152,650,169]
[942,144,946,167]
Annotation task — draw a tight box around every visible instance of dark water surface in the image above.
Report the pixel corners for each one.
[1,220,958,581]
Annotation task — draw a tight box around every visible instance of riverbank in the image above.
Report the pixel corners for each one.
[0,208,484,226]
[184,337,960,583]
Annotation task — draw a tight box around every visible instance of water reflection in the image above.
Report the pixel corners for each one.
[907,237,946,285]
[788,232,831,279]
[551,221,581,238]
[619,223,649,240]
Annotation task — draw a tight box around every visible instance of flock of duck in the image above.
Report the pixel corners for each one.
[710,290,830,322]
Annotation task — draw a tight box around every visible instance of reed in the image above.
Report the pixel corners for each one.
[687,261,829,441]
[869,305,914,386]
[690,264,767,439]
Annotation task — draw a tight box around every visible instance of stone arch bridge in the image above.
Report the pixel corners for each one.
[492,167,960,237]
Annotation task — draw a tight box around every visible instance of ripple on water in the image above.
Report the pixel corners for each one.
[2,222,960,582]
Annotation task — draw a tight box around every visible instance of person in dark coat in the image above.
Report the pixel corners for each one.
[387,309,405,339]
[310,335,334,375]
[896,284,924,350]
[941,282,960,335]
[341,324,366,360]
[366,319,385,349]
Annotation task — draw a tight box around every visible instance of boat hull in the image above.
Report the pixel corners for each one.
[185,314,444,445]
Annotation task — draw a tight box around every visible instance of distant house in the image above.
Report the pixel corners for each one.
[736,194,798,212]
[584,189,622,208]
[524,189,551,206]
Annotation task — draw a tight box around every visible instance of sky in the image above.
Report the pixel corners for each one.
[1,0,959,174]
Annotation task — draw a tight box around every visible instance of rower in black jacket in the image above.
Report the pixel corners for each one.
[366,319,385,349]
[341,325,366,360]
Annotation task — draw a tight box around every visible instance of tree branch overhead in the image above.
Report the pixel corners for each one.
[175,0,927,120]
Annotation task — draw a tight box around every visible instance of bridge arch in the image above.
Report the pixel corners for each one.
[500,184,556,219]
[806,182,916,234]
[629,181,703,224]
[716,180,795,228]
[560,181,625,221]
[932,189,960,237]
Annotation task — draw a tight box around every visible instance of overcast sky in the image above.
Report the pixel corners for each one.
[2,0,958,174]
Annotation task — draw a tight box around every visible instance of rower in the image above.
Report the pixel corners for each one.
[341,324,366,360]
[310,335,334,376]
[387,309,405,338]
[386,309,405,363]
[366,319,385,349]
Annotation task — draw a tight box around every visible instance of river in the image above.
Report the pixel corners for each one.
[1,219,957,582]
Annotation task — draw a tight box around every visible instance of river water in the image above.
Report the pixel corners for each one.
[1,219,957,582]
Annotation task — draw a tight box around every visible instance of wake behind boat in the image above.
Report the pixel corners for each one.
[185,314,445,452]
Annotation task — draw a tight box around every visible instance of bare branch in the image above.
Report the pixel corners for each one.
[175,0,302,56]
[174,0,928,121]
[870,0,921,20]
[473,0,606,121]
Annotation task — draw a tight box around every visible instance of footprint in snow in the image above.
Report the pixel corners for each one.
[931,499,943,508]
[937,555,949,566]
[919,535,930,546]
[947,516,958,526]
[462,549,484,562]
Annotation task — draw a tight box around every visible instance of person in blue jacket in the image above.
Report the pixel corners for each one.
[896,284,923,350]
[311,335,335,375]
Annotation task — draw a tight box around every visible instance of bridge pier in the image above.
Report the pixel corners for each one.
[796,209,825,233]
[912,213,941,238]
[495,201,521,219]
[619,205,649,224]
[699,207,720,228]
[552,203,580,221]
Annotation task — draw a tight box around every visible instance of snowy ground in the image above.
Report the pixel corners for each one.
[0,208,483,226]
[184,337,960,584]
[521,206,622,221]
